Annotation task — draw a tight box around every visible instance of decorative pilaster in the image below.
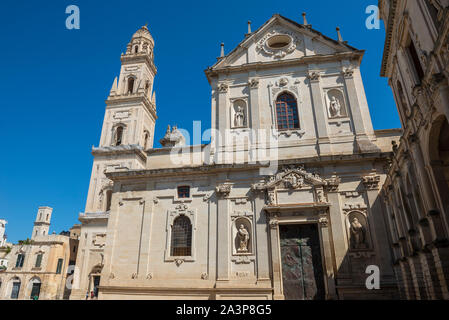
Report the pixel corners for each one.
[267,213,283,300]
[248,77,261,130]
[216,182,232,284]
[307,71,331,155]
[252,189,271,284]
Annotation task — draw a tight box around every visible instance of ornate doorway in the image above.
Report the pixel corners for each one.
[279,224,325,300]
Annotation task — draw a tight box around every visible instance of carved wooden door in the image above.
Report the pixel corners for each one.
[280,224,326,300]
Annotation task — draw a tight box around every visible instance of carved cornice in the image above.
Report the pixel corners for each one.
[92,144,147,163]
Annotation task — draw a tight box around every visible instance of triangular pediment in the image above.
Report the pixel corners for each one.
[211,14,358,70]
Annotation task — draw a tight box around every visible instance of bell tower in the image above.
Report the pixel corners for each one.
[83,25,158,213]
[32,207,52,239]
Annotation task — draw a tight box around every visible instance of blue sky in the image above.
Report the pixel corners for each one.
[0,0,399,243]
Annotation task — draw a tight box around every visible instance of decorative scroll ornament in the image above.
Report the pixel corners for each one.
[307,71,321,82]
[278,77,289,87]
[269,219,279,229]
[146,273,153,280]
[203,192,213,202]
[256,27,301,59]
[175,258,185,267]
[215,184,232,197]
[248,78,259,89]
[342,67,354,78]
[231,256,252,264]
[319,216,329,227]
[362,175,381,190]
[218,83,229,93]
[201,273,209,280]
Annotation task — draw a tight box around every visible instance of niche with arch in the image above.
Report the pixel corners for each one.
[345,211,372,251]
[233,217,253,255]
[231,99,248,129]
[326,89,347,119]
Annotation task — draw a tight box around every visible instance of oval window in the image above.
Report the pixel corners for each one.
[267,35,292,49]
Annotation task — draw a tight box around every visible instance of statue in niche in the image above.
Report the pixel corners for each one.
[237,224,250,253]
[97,190,104,211]
[329,96,342,118]
[267,192,276,205]
[234,106,245,128]
[350,217,367,249]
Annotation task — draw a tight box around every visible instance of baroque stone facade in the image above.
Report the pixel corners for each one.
[379,0,449,299]
[71,14,402,300]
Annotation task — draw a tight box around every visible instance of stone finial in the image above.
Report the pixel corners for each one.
[160,125,186,148]
[336,27,343,42]
[220,43,225,58]
[302,12,308,25]
[247,20,252,34]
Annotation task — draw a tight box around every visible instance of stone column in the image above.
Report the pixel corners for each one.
[393,263,407,300]
[399,260,416,300]
[268,216,283,300]
[307,71,332,155]
[216,184,231,285]
[408,256,429,300]
[326,181,348,278]
[318,212,338,300]
[253,192,270,285]
[432,246,449,299]
[408,136,438,213]
[419,250,444,299]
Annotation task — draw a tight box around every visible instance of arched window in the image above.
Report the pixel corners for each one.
[276,93,299,130]
[115,126,124,146]
[127,77,135,94]
[134,45,139,54]
[171,216,192,256]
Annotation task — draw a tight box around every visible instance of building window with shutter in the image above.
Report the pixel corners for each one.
[56,258,63,274]
[15,254,25,268]
[35,254,43,268]
[170,216,192,256]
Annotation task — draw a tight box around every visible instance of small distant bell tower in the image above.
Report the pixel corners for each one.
[32,207,53,239]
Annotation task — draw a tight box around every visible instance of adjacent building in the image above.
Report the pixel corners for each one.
[378,0,449,299]
[71,14,402,300]
[0,208,80,300]
[0,220,10,270]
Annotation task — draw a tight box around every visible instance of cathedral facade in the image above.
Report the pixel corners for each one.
[71,14,401,300]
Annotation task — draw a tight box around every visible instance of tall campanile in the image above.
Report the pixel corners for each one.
[84,25,158,214]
